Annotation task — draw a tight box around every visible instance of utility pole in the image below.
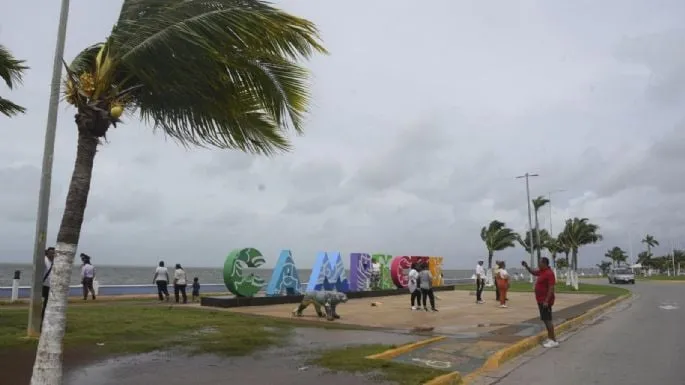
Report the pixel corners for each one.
[516,173,538,281]
[27,0,70,337]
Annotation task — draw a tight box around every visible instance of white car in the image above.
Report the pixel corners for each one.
[608,268,635,284]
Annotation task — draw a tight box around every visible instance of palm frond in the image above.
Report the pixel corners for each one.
[95,0,327,154]
[532,196,550,211]
[0,44,28,89]
[0,96,26,117]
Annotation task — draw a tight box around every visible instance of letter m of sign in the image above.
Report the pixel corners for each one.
[305,252,350,292]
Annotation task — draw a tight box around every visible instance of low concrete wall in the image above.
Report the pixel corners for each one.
[201,285,458,308]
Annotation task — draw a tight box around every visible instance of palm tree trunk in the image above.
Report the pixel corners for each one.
[31,132,98,385]
[571,249,579,290]
[486,250,494,287]
[534,211,541,265]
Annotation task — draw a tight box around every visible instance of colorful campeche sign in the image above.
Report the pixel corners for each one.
[222,248,444,297]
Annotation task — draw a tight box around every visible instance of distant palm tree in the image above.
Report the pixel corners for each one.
[556,257,569,269]
[517,229,550,259]
[532,196,550,265]
[31,1,327,384]
[545,236,562,267]
[604,246,628,267]
[560,217,603,289]
[641,234,659,260]
[596,261,612,275]
[0,44,28,117]
[480,220,517,268]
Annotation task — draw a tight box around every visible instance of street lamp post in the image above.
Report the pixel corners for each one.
[547,189,565,238]
[516,173,539,281]
[27,0,70,337]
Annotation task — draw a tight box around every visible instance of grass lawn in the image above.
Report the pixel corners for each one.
[454,282,630,296]
[0,302,299,355]
[312,345,449,385]
[0,300,449,384]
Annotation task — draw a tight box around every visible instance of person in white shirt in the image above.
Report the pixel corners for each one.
[370,259,381,290]
[80,253,96,300]
[173,263,188,304]
[41,247,55,327]
[152,261,170,302]
[408,262,422,310]
[475,259,486,304]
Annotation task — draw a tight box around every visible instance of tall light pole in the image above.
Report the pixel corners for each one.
[27,0,70,337]
[516,173,538,277]
[547,189,565,238]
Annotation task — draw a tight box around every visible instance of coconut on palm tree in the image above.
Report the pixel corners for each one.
[31,2,326,384]
[0,44,28,117]
[531,195,550,265]
[560,217,603,290]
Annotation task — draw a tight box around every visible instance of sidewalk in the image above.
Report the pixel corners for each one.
[388,295,615,378]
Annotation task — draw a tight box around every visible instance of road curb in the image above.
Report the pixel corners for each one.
[366,336,447,360]
[425,293,632,385]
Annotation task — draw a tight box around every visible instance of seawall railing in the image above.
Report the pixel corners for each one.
[0,277,474,299]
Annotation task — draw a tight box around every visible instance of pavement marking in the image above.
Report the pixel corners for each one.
[659,305,679,310]
[411,358,453,369]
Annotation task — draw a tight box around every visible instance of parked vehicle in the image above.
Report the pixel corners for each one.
[608,267,635,284]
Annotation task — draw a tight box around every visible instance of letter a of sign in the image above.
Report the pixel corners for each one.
[306,252,350,292]
[265,250,302,296]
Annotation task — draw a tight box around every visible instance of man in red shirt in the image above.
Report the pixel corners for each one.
[522,257,559,348]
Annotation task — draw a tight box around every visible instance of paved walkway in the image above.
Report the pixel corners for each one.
[225,290,599,334]
[390,295,614,377]
[223,289,611,379]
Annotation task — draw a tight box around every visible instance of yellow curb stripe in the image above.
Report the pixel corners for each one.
[420,293,632,385]
[366,336,447,360]
[423,371,462,385]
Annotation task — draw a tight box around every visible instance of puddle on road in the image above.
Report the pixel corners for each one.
[64,328,417,385]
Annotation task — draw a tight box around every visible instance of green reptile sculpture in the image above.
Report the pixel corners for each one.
[292,291,348,321]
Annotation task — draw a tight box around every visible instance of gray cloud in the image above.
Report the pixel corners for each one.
[1,0,685,269]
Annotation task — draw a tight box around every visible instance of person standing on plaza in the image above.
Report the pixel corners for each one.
[408,262,422,310]
[522,257,559,348]
[496,261,510,308]
[192,277,201,302]
[173,263,188,304]
[475,259,486,304]
[370,257,381,290]
[41,247,55,326]
[80,253,96,300]
[152,261,170,302]
[419,262,437,312]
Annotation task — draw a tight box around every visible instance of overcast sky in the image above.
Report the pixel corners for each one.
[1,0,685,269]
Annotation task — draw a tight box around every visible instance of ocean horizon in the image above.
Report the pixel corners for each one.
[0,262,599,288]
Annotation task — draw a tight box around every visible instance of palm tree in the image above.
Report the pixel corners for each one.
[480,220,517,268]
[557,232,572,285]
[556,257,569,269]
[532,196,550,265]
[560,217,603,290]
[31,2,326,384]
[0,44,28,117]
[516,229,550,260]
[604,246,628,267]
[544,236,562,268]
[596,261,612,275]
[641,234,659,259]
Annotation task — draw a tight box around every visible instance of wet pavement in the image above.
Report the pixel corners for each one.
[391,295,616,377]
[64,327,422,385]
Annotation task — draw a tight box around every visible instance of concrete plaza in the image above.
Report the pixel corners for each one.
[226,290,601,336]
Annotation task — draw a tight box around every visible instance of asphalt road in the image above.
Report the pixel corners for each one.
[485,281,685,385]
